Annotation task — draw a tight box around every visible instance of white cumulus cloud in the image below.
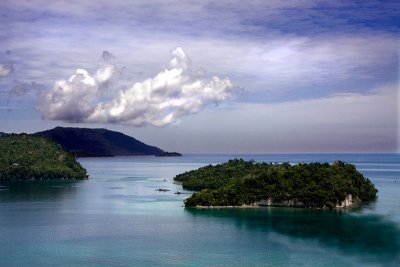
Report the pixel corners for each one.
[38,64,118,122]
[39,47,237,126]
[0,64,14,77]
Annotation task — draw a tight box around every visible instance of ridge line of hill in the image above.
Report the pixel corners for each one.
[34,126,180,157]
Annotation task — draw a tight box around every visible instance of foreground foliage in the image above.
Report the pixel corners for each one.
[174,159,377,208]
[0,134,87,180]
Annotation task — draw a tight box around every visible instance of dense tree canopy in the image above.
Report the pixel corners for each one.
[0,134,87,180]
[174,159,377,208]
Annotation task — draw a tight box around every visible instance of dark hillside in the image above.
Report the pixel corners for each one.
[36,127,164,157]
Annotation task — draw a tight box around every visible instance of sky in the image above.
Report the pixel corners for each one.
[0,0,399,153]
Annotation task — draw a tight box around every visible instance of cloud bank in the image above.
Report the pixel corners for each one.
[39,47,236,126]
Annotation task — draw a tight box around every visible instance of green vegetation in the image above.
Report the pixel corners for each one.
[0,134,87,180]
[174,159,378,208]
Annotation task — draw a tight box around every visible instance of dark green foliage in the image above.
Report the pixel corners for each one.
[0,134,87,180]
[174,159,378,208]
[175,159,257,190]
[35,127,164,157]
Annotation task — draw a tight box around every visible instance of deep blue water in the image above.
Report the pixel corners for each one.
[0,154,399,266]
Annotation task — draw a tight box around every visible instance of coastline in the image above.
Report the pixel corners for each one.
[188,195,356,210]
[188,205,355,210]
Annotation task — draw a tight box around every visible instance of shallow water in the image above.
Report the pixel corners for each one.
[0,154,399,266]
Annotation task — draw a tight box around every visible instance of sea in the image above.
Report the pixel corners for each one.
[0,154,399,267]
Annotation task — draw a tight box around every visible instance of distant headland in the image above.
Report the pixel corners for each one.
[35,127,181,157]
[174,159,378,209]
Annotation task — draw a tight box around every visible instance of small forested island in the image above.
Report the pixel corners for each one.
[0,134,87,180]
[156,151,182,157]
[174,159,378,209]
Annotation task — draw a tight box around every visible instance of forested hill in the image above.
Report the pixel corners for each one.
[0,134,87,180]
[35,127,164,157]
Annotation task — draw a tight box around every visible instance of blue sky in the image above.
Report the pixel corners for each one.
[0,0,398,153]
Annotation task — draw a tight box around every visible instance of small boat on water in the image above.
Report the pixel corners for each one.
[156,188,170,192]
[174,191,190,195]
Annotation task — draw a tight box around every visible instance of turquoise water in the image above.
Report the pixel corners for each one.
[0,154,399,266]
